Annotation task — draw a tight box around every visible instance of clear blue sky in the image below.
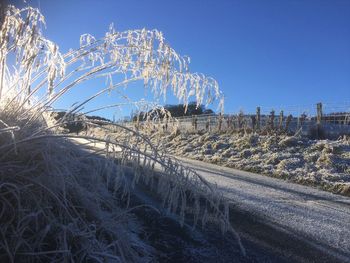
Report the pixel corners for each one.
[11,0,350,117]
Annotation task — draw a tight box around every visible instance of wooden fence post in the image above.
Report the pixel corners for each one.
[192,115,195,131]
[206,117,210,132]
[316,102,323,139]
[285,114,293,132]
[278,110,284,131]
[297,116,300,130]
[238,111,244,130]
[256,107,261,130]
[317,103,323,125]
[300,113,306,127]
[229,115,234,131]
[251,115,256,131]
[218,113,223,131]
[269,110,275,130]
[226,116,230,131]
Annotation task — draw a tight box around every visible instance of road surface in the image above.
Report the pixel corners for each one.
[176,156,350,263]
[72,137,350,262]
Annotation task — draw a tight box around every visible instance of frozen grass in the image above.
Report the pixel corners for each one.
[0,105,154,262]
[135,129,350,196]
[0,5,242,262]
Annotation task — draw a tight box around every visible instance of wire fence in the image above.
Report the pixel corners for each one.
[124,102,350,139]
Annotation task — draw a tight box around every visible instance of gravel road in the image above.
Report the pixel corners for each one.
[176,156,350,262]
[72,137,350,262]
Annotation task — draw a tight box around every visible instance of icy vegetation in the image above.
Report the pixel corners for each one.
[0,5,240,262]
[99,126,350,196]
[154,131,350,196]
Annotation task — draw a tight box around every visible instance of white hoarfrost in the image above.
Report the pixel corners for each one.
[161,132,350,195]
[0,5,238,263]
[106,128,350,196]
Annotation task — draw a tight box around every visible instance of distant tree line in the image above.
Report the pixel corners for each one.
[164,102,214,117]
[51,111,112,133]
[132,102,214,121]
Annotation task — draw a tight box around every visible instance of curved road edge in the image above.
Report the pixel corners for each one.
[176,156,350,263]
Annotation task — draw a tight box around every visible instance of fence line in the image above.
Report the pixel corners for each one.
[125,102,350,139]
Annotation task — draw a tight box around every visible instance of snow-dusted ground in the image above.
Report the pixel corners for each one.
[73,132,350,261]
[176,156,350,262]
[87,126,350,195]
[156,131,350,196]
